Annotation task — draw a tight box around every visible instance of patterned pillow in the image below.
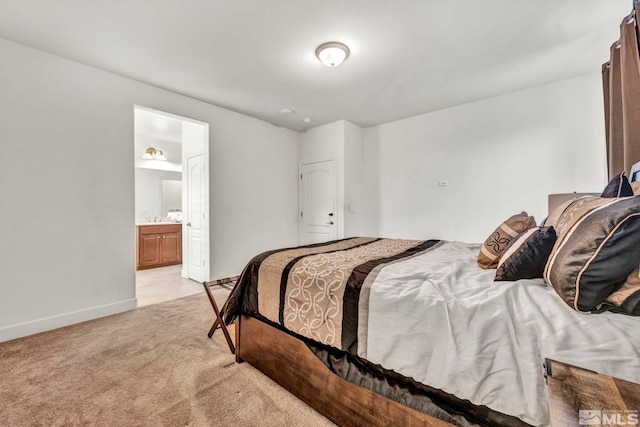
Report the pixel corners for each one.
[541,198,577,228]
[601,171,633,197]
[495,227,557,281]
[544,196,640,312]
[478,211,536,269]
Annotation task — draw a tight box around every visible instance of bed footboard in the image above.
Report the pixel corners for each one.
[236,314,453,427]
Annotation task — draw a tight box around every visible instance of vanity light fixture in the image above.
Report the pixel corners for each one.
[315,42,350,67]
[142,147,167,161]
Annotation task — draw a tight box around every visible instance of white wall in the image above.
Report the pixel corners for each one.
[343,122,365,237]
[363,73,608,242]
[209,115,299,278]
[0,38,299,341]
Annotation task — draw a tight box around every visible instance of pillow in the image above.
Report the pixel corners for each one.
[632,181,640,196]
[544,196,640,312]
[601,171,633,197]
[495,227,557,281]
[478,211,536,269]
[604,267,640,315]
[541,198,577,228]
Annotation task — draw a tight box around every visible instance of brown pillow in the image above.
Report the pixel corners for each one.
[541,198,575,228]
[604,267,640,315]
[544,196,640,312]
[478,211,536,269]
[632,181,640,195]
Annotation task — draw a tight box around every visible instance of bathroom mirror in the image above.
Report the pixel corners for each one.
[161,179,182,218]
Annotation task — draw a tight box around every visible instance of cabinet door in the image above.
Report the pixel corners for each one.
[139,234,162,267]
[161,232,182,263]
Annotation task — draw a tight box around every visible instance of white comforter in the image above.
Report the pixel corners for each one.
[361,241,640,426]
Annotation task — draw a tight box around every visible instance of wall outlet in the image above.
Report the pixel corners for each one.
[438,180,449,187]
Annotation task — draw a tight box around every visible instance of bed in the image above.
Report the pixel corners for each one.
[222,189,640,427]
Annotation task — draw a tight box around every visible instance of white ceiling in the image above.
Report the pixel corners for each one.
[0,0,631,131]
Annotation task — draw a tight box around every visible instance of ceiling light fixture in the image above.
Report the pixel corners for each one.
[142,147,166,161]
[315,42,350,67]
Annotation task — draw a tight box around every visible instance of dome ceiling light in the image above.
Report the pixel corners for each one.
[315,42,350,67]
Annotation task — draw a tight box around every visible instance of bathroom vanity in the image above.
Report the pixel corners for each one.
[136,223,182,270]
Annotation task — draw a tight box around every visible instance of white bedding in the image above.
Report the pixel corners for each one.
[362,241,640,426]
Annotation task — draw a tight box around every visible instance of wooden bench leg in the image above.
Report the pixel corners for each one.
[203,282,235,354]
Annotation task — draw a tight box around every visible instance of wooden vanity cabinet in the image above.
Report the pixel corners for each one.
[136,224,182,270]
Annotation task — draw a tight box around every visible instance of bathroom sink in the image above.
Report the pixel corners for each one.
[136,221,182,226]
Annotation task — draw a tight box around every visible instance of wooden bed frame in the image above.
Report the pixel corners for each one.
[235,314,453,427]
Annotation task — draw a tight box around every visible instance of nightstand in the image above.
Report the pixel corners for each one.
[546,359,640,426]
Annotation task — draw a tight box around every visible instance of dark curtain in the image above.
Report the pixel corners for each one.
[603,1,640,180]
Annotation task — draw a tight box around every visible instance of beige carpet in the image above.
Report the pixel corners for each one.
[0,293,336,427]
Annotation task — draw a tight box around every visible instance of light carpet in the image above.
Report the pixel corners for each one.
[0,292,335,426]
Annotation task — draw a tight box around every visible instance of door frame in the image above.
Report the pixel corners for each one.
[299,159,339,245]
[133,105,210,282]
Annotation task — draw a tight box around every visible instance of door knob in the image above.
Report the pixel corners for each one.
[327,221,334,225]
[186,222,192,227]
[328,213,334,217]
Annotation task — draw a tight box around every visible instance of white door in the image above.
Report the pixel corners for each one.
[300,160,338,245]
[186,154,206,282]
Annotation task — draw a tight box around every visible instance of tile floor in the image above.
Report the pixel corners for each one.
[136,265,232,307]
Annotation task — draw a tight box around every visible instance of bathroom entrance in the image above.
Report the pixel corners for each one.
[133,106,210,306]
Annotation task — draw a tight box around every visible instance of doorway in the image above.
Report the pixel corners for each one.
[133,106,210,306]
[299,159,338,245]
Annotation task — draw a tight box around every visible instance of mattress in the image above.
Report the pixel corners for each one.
[224,237,640,426]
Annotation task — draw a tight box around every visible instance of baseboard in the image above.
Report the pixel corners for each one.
[0,298,138,343]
